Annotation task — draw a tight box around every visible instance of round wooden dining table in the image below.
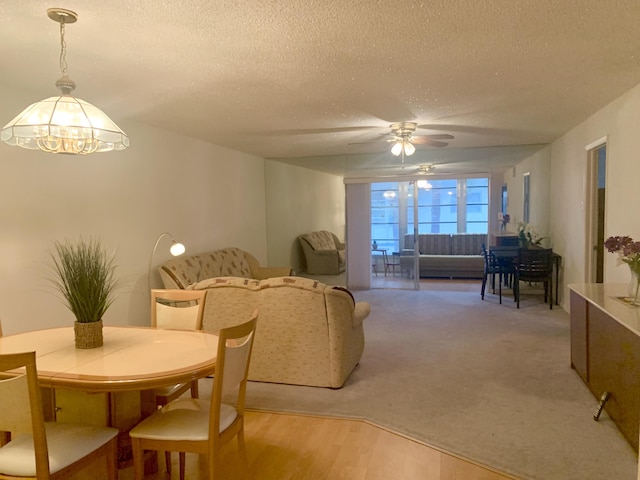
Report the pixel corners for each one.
[0,325,219,470]
[0,325,219,392]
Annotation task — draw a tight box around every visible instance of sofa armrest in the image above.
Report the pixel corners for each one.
[313,249,340,256]
[353,301,371,328]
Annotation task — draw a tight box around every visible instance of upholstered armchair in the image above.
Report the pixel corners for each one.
[299,231,346,275]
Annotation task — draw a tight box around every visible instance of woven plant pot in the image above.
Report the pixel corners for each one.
[74,319,103,349]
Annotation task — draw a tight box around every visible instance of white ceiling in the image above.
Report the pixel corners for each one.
[1,1,640,178]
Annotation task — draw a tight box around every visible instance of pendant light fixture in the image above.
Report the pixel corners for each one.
[1,8,129,154]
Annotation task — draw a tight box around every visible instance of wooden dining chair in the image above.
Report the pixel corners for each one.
[514,248,554,309]
[130,311,258,480]
[0,351,119,480]
[151,288,208,472]
[151,288,208,406]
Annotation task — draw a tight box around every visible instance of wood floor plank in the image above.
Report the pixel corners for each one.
[114,410,518,480]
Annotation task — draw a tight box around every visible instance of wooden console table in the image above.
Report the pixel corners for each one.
[568,283,640,451]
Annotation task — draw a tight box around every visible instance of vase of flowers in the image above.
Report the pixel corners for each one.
[498,213,510,233]
[604,235,640,306]
[517,222,545,249]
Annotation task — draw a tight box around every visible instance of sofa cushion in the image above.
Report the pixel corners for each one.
[418,234,451,255]
[451,233,487,256]
[189,276,260,290]
[200,247,252,278]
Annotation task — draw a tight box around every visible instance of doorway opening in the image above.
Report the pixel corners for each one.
[586,140,607,283]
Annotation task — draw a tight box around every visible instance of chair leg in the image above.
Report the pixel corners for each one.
[190,379,199,398]
[131,438,145,480]
[481,273,487,299]
[165,451,172,473]
[179,452,186,480]
[106,437,118,480]
[237,426,248,466]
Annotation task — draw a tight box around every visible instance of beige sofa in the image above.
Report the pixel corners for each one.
[298,231,346,275]
[159,247,292,289]
[188,276,370,388]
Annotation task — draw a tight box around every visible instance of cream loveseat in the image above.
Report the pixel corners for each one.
[188,276,370,388]
[298,230,346,275]
[159,247,292,289]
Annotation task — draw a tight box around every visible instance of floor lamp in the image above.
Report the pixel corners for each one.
[147,232,186,292]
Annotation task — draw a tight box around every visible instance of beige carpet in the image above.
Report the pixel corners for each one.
[241,285,638,480]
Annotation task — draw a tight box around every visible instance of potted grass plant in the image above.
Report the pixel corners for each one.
[49,237,119,348]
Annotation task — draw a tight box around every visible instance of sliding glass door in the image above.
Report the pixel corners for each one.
[370,177,489,290]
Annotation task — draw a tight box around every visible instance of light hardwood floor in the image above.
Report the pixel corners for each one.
[117,410,517,480]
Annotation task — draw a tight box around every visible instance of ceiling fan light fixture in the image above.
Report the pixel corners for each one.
[390,141,403,156]
[403,141,416,156]
[1,8,129,154]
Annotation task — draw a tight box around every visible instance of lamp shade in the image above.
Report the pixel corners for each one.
[1,93,129,154]
[169,242,186,256]
[403,141,416,156]
[391,141,403,156]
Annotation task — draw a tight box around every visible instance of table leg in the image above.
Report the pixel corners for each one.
[555,257,560,305]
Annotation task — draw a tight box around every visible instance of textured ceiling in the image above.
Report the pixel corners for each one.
[1,1,640,178]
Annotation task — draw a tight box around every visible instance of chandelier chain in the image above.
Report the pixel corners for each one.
[59,19,68,76]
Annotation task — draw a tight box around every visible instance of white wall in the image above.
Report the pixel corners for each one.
[0,88,267,334]
[503,81,640,309]
[264,160,345,273]
[548,81,640,302]
[502,147,551,239]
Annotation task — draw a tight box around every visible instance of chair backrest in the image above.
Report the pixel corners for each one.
[0,351,50,479]
[151,289,207,331]
[516,248,554,279]
[208,311,258,438]
[481,244,499,270]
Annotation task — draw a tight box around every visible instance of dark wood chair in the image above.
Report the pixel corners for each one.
[481,243,499,300]
[514,248,554,309]
[482,243,516,304]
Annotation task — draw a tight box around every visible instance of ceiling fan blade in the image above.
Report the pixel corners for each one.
[348,140,393,145]
[423,134,454,140]
[410,138,449,147]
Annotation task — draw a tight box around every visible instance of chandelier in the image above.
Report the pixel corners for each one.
[1,8,129,154]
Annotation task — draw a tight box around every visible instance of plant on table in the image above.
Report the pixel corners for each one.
[49,237,119,347]
[604,235,640,305]
[516,222,545,247]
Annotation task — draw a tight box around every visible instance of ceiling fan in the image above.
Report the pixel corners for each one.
[349,122,454,162]
[386,122,454,157]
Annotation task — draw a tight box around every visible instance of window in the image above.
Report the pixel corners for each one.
[371,182,400,252]
[371,178,489,252]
